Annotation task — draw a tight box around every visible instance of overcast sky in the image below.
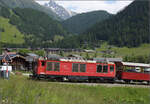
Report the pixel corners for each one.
[35,0,134,14]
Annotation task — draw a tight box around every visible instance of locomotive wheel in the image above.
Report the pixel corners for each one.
[147,81,150,85]
[89,79,96,83]
[124,80,130,84]
[56,78,63,82]
[108,79,115,84]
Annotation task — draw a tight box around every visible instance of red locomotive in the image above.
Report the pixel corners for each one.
[32,55,116,82]
[31,55,150,84]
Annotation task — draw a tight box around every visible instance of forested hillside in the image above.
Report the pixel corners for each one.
[0,0,61,20]
[62,10,111,34]
[56,0,149,48]
[84,0,149,47]
[0,6,67,48]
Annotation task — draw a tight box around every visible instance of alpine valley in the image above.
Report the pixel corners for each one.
[0,0,149,49]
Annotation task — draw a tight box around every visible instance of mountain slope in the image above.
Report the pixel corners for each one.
[55,0,149,48]
[43,0,77,20]
[0,17,25,45]
[0,6,67,48]
[0,0,61,20]
[84,0,149,47]
[62,10,112,34]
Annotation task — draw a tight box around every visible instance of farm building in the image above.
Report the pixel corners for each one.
[0,52,39,71]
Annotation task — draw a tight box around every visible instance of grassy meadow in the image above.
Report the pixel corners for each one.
[61,43,150,63]
[95,43,150,57]
[0,75,150,104]
[0,17,24,44]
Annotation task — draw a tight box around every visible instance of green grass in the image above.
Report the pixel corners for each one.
[96,43,150,57]
[111,44,150,57]
[0,17,25,44]
[0,75,150,104]
[60,43,150,60]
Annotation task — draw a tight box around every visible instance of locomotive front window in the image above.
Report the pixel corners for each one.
[54,62,60,71]
[72,63,79,72]
[97,65,102,73]
[41,61,45,66]
[46,62,53,71]
[103,65,108,73]
[80,64,86,72]
[110,65,114,72]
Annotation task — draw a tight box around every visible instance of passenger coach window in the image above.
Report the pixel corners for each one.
[110,65,114,72]
[72,63,79,72]
[103,65,108,73]
[97,65,102,72]
[80,64,86,72]
[47,62,53,71]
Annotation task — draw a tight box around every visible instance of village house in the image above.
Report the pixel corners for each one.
[0,51,39,71]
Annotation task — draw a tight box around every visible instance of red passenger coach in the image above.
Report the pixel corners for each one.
[116,62,150,84]
[33,57,116,82]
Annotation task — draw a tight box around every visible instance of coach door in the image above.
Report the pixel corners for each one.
[109,65,115,76]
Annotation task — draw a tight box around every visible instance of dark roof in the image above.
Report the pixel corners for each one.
[0,52,25,61]
[26,53,39,57]
[9,54,17,57]
[5,55,11,61]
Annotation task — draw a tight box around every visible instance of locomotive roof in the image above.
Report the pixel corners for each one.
[47,54,62,60]
[60,58,96,63]
[93,58,122,62]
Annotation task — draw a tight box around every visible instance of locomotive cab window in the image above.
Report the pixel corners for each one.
[97,65,102,73]
[110,65,114,72]
[103,65,108,73]
[41,61,45,66]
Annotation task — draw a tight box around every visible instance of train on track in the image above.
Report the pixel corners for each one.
[31,55,150,84]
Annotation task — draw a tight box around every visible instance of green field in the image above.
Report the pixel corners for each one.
[60,43,150,63]
[96,43,150,57]
[0,17,24,44]
[0,75,150,104]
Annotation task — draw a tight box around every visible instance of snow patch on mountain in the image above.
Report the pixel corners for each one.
[43,0,77,20]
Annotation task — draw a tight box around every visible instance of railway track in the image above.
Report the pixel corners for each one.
[34,78,150,88]
[29,75,150,88]
[58,81,150,88]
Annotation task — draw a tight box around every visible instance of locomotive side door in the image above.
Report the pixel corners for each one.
[38,60,46,74]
